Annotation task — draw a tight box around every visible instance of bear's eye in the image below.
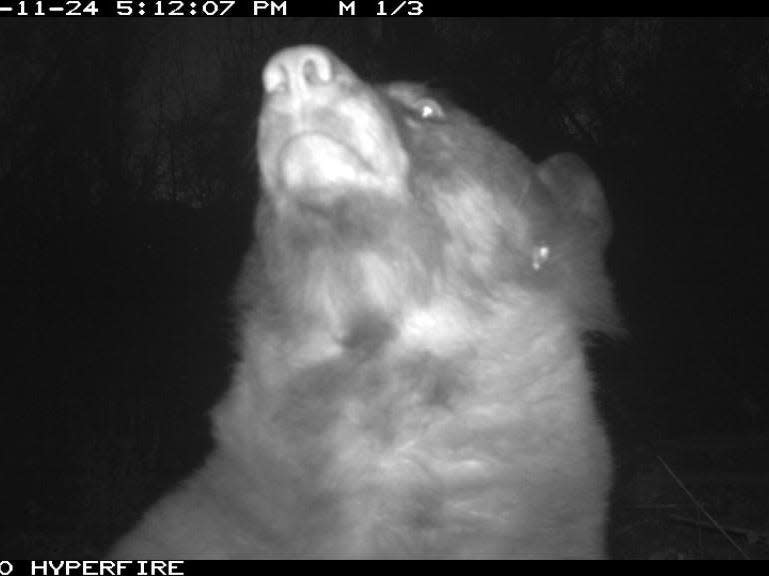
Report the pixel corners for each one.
[415,98,444,121]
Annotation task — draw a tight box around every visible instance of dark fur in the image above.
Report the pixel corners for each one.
[110,46,620,559]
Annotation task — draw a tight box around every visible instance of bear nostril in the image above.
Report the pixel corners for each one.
[301,53,333,86]
[263,62,288,94]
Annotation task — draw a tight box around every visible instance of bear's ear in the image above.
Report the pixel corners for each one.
[536,153,612,250]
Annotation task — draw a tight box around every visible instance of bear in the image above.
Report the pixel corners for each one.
[109,45,621,559]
